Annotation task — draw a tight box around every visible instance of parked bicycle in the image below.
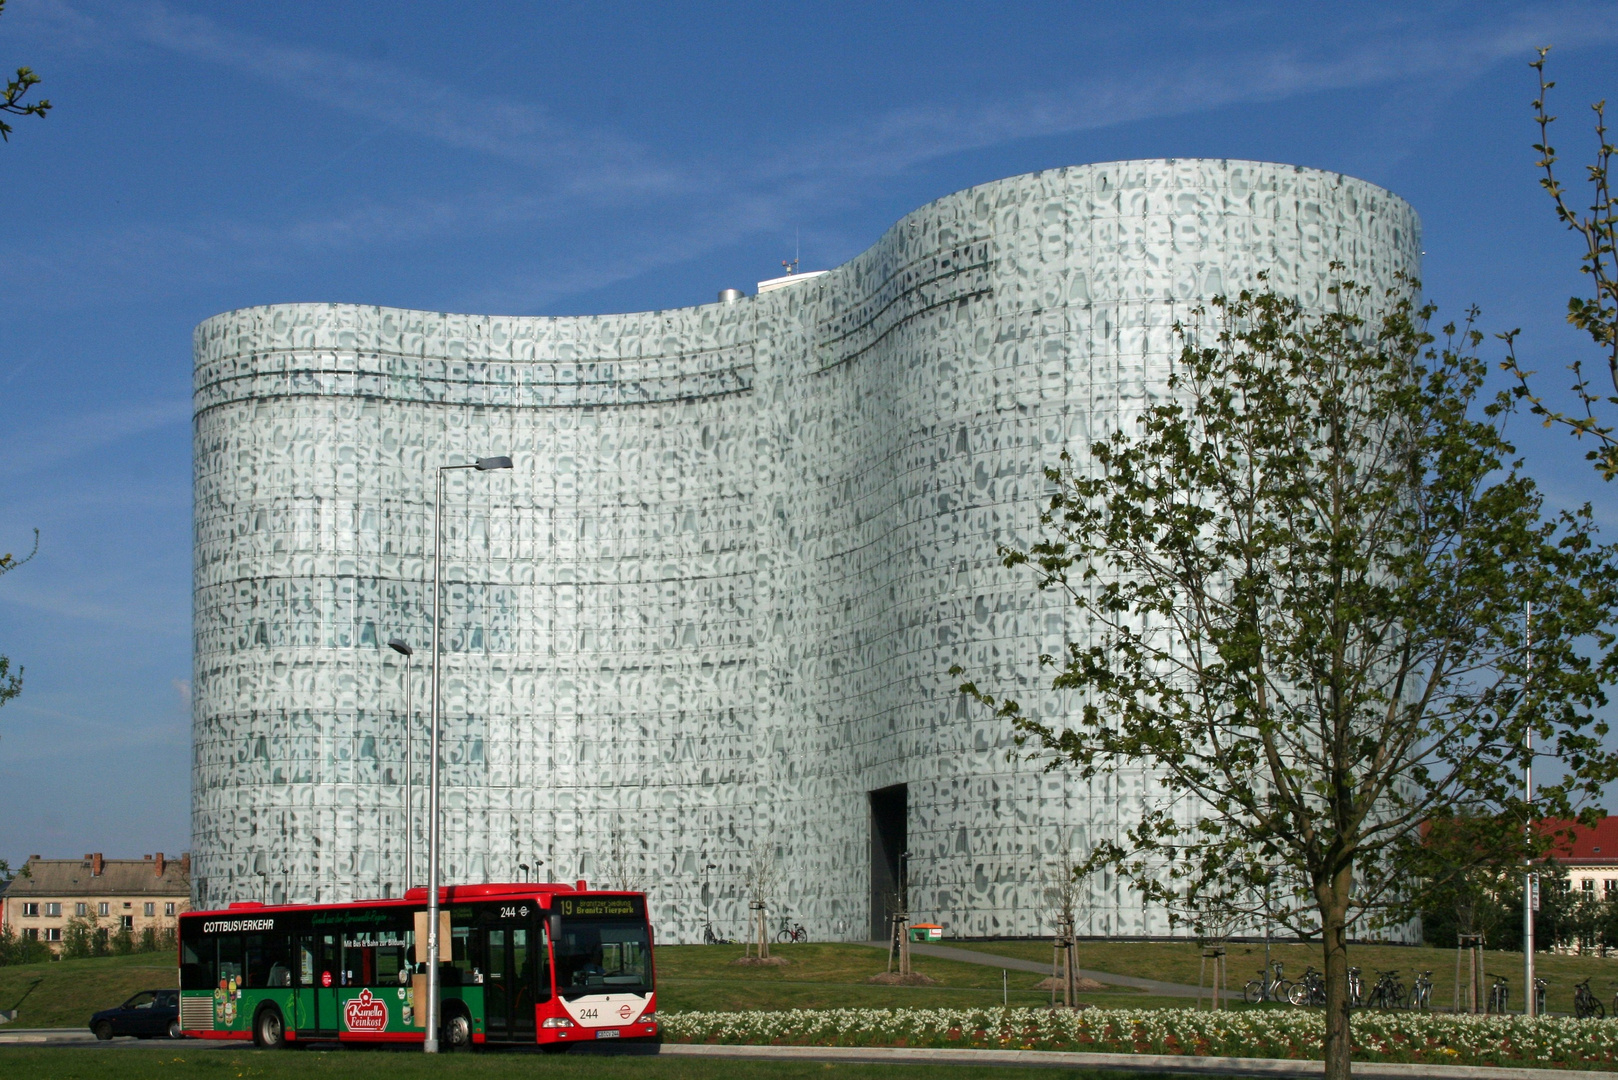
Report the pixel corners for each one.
[1288,966,1326,1007]
[1535,977,1547,1016]
[1487,973,1510,1014]
[1367,969,1407,1010]
[775,915,808,944]
[1575,977,1606,1019]
[1348,966,1364,1008]
[702,922,733,945]
[1409,970,1434,1011]
[1243,960,1290,1005]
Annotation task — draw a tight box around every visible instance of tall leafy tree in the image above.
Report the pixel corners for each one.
[1504,49,1618,478]
[956,276,1618,1080]
[0,0,51,142]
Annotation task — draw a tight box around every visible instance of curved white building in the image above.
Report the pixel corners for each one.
[192,160,1420,940]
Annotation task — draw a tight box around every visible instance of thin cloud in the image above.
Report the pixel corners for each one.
[118,2,693,199]
[0,399,190,478]
[759,6,1618,186]
[10,2,1617,318]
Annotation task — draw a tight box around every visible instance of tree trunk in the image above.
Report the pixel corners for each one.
[1320,866,1354,1080]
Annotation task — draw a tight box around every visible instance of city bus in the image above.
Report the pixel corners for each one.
[177,882,656,1050]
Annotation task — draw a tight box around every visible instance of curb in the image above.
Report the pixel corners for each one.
[659,1042,1618,1078]
[0,1028,99,1045]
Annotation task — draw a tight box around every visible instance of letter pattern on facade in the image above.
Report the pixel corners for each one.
[191,160,1420,940]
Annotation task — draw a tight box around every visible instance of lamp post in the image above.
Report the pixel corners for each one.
[1525,601,1536,1016]
[388,639,414,892]
[423,454,512,1054]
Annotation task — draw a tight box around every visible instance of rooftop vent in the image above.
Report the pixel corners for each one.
[718,288,745,304]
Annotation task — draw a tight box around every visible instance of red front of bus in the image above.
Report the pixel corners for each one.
[532,891,657,1046]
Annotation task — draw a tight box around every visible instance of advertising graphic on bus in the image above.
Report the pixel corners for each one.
[176,883,655,1049]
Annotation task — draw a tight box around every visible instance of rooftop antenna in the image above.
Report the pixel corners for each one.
[782,228,800,277]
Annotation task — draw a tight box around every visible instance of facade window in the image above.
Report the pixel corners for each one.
[121,915,134,931]
[22,928,38,941]
[45,928,62,942]
[97,902,109,917]
[75,902,87,916]
[144,902,155,917]
[21,902,39,917]
[123,901,131,910]
[165,903,176,917]
[45,902,60,917]
[1584,879,1597,892]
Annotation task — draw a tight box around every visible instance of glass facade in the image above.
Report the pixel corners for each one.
[192,160,1420,940]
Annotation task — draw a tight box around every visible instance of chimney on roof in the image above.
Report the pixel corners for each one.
[28,854,39,861]
[91,853,103,877]
[180,853,191,875]
[154,853,165,877]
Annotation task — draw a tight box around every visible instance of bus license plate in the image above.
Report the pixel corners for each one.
[595,1029,621,1039]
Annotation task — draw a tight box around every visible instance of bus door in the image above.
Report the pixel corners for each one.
[480,913,540,1041]
[307,931,341,1034]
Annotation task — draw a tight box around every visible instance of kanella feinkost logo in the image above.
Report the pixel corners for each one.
[344,988,388,1032]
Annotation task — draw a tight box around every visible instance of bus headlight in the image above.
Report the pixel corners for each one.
[542,1018,576,1028]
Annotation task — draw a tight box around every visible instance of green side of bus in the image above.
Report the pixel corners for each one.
[181,985,487,1037]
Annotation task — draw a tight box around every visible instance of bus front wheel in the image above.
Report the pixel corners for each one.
[253,1006,287,1050]
[441,1007,472,1052]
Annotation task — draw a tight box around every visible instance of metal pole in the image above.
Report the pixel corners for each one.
[1524,601,1536,1016]
[424,466,445,1053]
[404,652,413,893]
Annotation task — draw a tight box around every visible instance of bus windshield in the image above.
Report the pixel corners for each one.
[553,917,652,999]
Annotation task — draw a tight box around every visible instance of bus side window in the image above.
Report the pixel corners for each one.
[245,933,293,988]
[447,925,480,986]
[297,938,316,987]
[217,935,244,990]
[181,936,215,990]
[378,933,412,985]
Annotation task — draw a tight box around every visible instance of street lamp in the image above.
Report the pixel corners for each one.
[423,454,512,1054]
[388,639,414,892]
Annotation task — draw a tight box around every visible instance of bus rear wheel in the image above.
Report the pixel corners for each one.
[253,1006,287,1050]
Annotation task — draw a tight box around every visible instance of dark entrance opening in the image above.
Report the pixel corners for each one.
[869,784,907,941]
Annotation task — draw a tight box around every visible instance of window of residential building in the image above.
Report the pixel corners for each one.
[45,902,61,917]
[21,903,38,917]
[123,902,131,910]
[144,902,155,917]
[1584,879,1597,891]
[22,928,38,940]
[45,928,62,942]
[97,902,109,917]
[75,902,87,916]
[165,903,175,917]
[121,915,134,931]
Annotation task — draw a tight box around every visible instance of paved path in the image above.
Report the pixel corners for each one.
[866,940,1210,999]
[662,1042,1618,1079]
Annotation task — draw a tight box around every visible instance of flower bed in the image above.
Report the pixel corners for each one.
[660,1006,1618,1070]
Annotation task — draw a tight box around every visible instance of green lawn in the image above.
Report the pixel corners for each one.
[0,1047,1222,1080]
[653,943,1168,1011]
[0,945,1165,1032]
[0,953,175,1030]
[947,938,1618,1015]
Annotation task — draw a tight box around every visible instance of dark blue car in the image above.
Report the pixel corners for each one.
[89,989,181,1040]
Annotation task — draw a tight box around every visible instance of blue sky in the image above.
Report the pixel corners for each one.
[2,1,1617,867]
